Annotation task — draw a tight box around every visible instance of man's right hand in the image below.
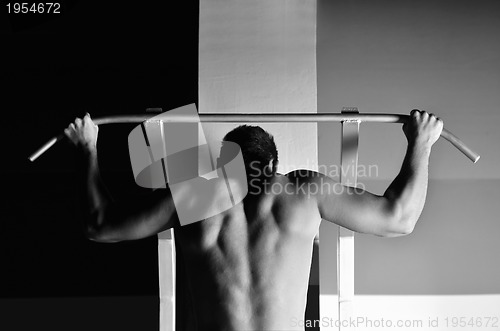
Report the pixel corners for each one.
[64,113,99,152]
[403,109,443,147]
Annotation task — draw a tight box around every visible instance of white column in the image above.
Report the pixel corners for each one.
[158,229,175,331]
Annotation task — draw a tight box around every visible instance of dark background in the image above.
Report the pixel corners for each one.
[1,1,198,329]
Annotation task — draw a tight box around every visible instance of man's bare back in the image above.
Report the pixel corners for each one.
[66,110,442,331]
[176,174,321,330]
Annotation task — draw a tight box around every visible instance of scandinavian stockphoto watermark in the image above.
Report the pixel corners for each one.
[291,315,499,329]
[291,316,424,329]
[246,160,379,196]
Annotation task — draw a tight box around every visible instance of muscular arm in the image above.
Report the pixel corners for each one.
[310,110,443,237]
[66,114,178,243]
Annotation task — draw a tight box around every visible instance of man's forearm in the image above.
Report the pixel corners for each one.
[384,141,431,232]
[80,148,112,233]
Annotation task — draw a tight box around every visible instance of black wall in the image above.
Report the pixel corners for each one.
[1,1,198,300]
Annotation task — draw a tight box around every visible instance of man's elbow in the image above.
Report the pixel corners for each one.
[381,203,416,237]
[379,220,415,238]
[85,223,104,242]
[85,219,120,243]
[86,227,121,243]
[392,220,415,236]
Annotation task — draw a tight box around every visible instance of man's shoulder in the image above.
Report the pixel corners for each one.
[278,170,319,197]
[283,170,339,198]
[284,169,321,183]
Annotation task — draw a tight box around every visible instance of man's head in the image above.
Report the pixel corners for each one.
[221,125,278,180]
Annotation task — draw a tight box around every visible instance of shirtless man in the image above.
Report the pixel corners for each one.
[65,109,443,331]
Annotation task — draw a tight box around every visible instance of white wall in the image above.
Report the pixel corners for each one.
[198,0,318,175]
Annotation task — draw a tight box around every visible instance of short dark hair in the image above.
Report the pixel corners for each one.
[222,125,278,176]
